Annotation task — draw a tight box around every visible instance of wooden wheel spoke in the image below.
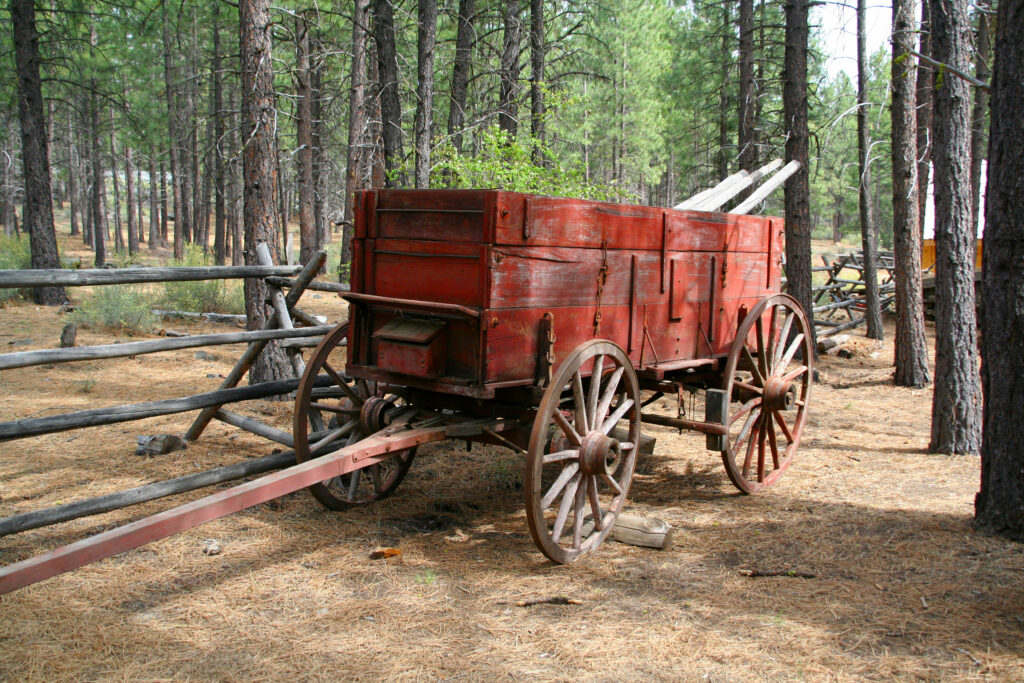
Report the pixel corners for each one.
[741,413,761,478]
[733,406,760,454]
[767,419,780,470]
[552,409,582,447]
[308,402,359,415]
[587,476,604,532]
[755,316,769,380]
[729,397,762,426]
[369,464,383,493]
[599,472,622,496]
[572,483,587,549]
[733,380,763,395]
[756,418,767,482]
[543,449,580,464]
[542,462,580,509]
[572,372,589,434]
[551,473,582,542]
[323,361,363,406]
[742,345,766,386]
[766,305,779,373]
[781,364,808,383]
[777,333,806,375]
[618,441,635,451]
[774,410,795,443]
[594,366,625,429]
[587,355,605,428]
[346,467,361,500]
[600,398,635,435]
[308,419,360,455]
[772,312,795,368]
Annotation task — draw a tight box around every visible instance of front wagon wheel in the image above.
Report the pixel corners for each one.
[526,340,641,564]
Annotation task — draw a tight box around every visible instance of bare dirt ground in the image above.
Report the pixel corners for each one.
[1,233,1022,681]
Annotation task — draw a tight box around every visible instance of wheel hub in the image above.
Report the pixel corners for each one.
[360,396,392,433]
[762,378,796,411]
[579,432,622,477]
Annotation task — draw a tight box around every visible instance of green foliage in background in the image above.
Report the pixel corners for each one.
[433,126,626,202]
[70,284,157,334]
[0,235,32,302]
[160,245,244,314]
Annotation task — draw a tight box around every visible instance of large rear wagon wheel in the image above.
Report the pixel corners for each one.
[293,322,415,510]
[721,294,812,494]
[526,340,641,564]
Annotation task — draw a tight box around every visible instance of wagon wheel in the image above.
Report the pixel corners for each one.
[526,340,641,563]
[293,322,415,510]
[721,294,812,494]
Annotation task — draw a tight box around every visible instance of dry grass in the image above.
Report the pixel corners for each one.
[0,231,1022,681]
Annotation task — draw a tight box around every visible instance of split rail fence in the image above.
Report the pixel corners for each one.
[0,246,350,538]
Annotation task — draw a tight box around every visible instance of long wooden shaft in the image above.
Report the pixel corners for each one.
[0,265,302,289]
[0,325,333,371]
[265,277,350,294]
[0,417,469,595]
[641,412,728,435]
[691,159,784,212]
[0,450,296,537]
[0,376,331,441]
[213,408,294,446]
[674,171,748,210]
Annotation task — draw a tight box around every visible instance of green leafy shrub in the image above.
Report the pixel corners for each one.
[0,234,33,303]
[70,284,158,334]
[160,244,245,314]
[431,126,628,202]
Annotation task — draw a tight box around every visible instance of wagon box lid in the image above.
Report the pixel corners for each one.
[372,318,445,344]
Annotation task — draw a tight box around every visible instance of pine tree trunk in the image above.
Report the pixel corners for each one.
[916,0,933,236]
[149,156,159,248]
[12,0,67,304]
[414,0,437,188]
[311,36,327,248]
[529,0,544,163]
[373,0,406,187]
[969,8,990,238]
[976,0,1024,540]
[162,2,185,259]
[239,0,292,387]
[782,0,814,343]
[737,0,757,173]
[498,0,522,137]
[717,4,731,180]
[89,88,105,267]
[294,12,317,264]
[448,0,475,154]
[126,146,137,254]
[67,109,79,237]
[857,0,883,339]
[929,0,981,454]
[342,0,369,283]
[212,3,226,264]
[159,157,169,244]
[109,124,124,253]
[891,0,931,388]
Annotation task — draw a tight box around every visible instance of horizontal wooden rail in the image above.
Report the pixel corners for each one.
[0,375,332,441]
[0,325,333,371]
[0,264,303,289]
[264,277,350,294]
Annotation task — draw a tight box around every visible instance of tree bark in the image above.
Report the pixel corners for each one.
[125,146,137,254]
[163,1,185,259]
[11,0,67,304]
[929,0,981,454]
[136,162,145,245]
[916,0,933,236]
[448,0,475,154]
[414,0,437,188]
[373,0,406,187]
[67,108,79,237]
[109,121,124,253]
[89,27,106,268]
[737,0,757,173]
[976,0,1024,540]
[342,0,369,282]
[969,6,990,238]
[294,12,317,264]
[782,0,814,346]
[718,4,731,181]
[529,0,544,162]
[159,156,168,245]
[890,0,931,388]
[213,1,226,264]
[857,0,883,339]
[311,35,326,249]
[239,0,293,388]
[498,0,522,137]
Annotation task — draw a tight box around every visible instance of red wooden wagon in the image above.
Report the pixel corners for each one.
[0,189,812,593]
[291,189,813,563]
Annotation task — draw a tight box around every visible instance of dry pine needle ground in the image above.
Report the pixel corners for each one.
[0,282,1022,681]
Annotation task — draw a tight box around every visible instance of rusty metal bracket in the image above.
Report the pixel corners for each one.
[593,239,609,336]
